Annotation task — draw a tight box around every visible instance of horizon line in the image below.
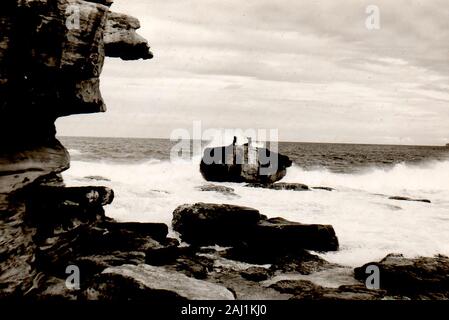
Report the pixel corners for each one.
[56,135,448,148]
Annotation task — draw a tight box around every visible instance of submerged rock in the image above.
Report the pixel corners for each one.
[312,187,334,192]
[84,175,111,182]
[200,144,292,184]
[196,184,238,196]
[245,182,310,191]
[86,264,235,300]
[388,196,431,204]
[354,253,449,298]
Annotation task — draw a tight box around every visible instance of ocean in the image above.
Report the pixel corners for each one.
[59,136,449,270]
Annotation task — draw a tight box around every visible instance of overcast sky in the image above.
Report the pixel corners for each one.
[57,0,449,145]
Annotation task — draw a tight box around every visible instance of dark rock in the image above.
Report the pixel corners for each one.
[84,175,111,182]
[241,267,273,282]
[171,255,215,280]
[270,250,338,274]
[101,221,168,243]
[0,141,70,193]
[172,203,262,246]
[354,253,449,298]
[388,196,431,204]
[173,204,339,264]
[74,251,146,280]
[312,187,334,192]
[200,145,292,184]
[84,264,235,300]
[251,217,339,253]
[145,239,183,266]
[104,12,153,60]
[245,182,310,191]
[270,280,323,299]
[32,276,79,301]
[196,184,238,196]
[30,186,114,208]
[270,280,386,300]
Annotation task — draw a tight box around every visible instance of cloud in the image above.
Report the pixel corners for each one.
[57,0,449,145]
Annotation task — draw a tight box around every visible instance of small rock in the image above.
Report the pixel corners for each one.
[245,182,310,191]
[241,267,273,282]
[196,184,238,196]
[84,176,111,182]
[312,187,334,192]
[389,196,431,204]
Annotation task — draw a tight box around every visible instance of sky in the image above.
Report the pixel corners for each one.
[57,0,449,145]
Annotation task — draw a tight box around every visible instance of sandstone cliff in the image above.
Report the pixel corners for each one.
[0,0,151,297]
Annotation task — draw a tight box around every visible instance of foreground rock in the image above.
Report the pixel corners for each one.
[200,144,292,184]
[388,196,431,204]
[172,203,339,262]
[172,203,262,246]
[270,280,386,300]
[86,264,235,300]
[355,253,449,298]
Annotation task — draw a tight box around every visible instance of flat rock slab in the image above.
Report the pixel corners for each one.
[89,264,235,300]
[388,196,431,204]
[245,182,310,191]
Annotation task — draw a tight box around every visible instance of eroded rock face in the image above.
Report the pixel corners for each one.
[104,11,153,60]
[0,0,153,298]
[245,182,310,191]
[0,0,152,190]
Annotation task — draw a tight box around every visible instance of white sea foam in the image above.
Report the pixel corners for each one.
[62,158,449,267]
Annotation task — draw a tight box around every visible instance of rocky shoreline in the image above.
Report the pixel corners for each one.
[1,0,448,301]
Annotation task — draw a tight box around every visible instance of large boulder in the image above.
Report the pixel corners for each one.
[172,203,262,246]
[354,253,449,298]
[200,144,292,184]
[172,203,339,260]
[85,264,235,300]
